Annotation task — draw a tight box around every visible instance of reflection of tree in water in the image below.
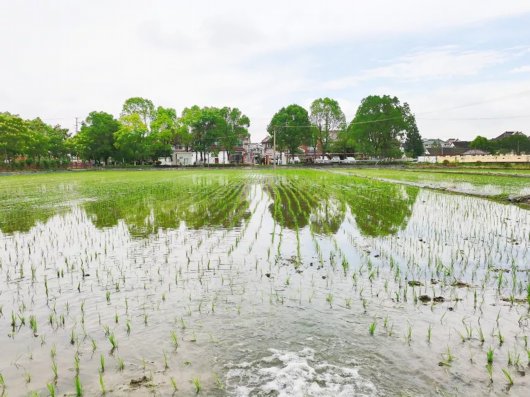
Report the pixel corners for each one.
[265,176,346,234]
[344,183,419,237]
[0,205,58,234]
[84,177,251,237]
[182,181,251,230]
[0,181,77,235]
[310,197,346,235]
[265,172,417,237]
[265,179,317,230]
[2,172,417,239]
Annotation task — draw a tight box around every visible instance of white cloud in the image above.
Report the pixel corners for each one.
[511,65,530,73]
[1,1,530,137]
[322,48,507,90]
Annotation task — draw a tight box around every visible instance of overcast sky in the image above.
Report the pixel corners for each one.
[2,0,530,141]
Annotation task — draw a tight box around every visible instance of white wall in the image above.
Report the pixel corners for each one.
[420,154,530,163]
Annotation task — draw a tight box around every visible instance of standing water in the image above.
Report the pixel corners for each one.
[0,169,528,396]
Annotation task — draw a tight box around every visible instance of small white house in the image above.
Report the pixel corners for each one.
[159,148,231,166]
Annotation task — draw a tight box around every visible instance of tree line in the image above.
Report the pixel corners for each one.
[5,94,530,168]
[0,97,250,167]
[469,134,530,155]
[267,95,424,159]
[0,113,70,168]
[19,94,528,168]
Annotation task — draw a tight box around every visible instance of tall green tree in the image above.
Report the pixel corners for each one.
[310,98,346,156]
[495,134,530,155]
[219,107,250,162]
[180,106,225,163]
[24,118,50,159]
[149,106,178,160]
[114,113,149,163]
[347,95,420,159]
[0,112,29,161]
[331,130,356,155]
[470,135,493,153]
[121,97,156,131]
[267,104,311,156]
[45,125,69,159]
[402,103,424,157]
[22,118,69,160]
[74,112,119,163]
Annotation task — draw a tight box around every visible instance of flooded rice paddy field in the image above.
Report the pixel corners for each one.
[343,168,530,198]
[0,169,529,396]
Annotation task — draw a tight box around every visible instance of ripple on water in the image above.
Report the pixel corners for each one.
[225,347,378,397]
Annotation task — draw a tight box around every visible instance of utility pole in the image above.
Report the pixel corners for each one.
[75,117,79,134]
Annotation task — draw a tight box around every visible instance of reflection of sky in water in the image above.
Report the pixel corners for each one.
[424,180,530,196]
[426,180,503,195]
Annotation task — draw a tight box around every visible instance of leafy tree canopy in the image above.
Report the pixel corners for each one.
[469,135,493,153]
[267,104,311,155]
[74,111,119,162]
[115,113,150,162]
[180,106,225,158]
[310,98,346,156]
[0,112,29,161]
[495,134,530,155]
[348,95,421,159]
[219,107,250,159]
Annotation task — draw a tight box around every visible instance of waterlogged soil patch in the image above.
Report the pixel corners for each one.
[340,167,530,205]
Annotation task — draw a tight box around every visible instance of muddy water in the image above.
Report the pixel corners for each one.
[0,171,529,396]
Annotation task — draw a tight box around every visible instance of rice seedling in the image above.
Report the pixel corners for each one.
[496,328,505,346]
[369,320,376,336]
[192,377,202,394]
[502,368,514,386]
[108,333,117,352]
[29,315,38,336]
[99,372,106,395]
[406,323,412,344]
[74,352,80,375]
[326,293,334,308]
[51,358,58,380]
[75,375,83,397]
[116,357,125,371]
[485,363,493,383]
[170,330,179,350]
[170,376,178,393]
[47,383,56,397]
[163,350,169,370]
[487,347,494,364]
